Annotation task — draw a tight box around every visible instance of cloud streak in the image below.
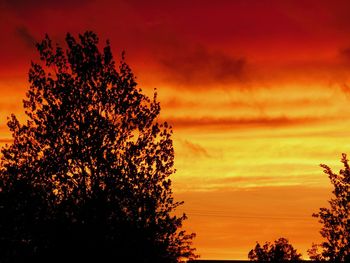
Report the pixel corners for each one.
[159,45,246,86]
[16,26,36,48]
[0,138,12,144]
[166,116,324,129]
[181,140,211,158]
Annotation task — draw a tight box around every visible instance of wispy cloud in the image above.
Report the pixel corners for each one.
[166,116,324,129]
[159,45,246,86]
[181,140,211,158]
[0,138,12,144]
[15,26,36,48]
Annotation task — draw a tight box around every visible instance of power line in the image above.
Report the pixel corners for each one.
[178,209,314,220]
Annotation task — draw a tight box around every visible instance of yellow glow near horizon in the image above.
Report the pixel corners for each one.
[2,77,350,259]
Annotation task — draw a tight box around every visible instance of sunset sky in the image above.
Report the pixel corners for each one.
[2,0,350,259]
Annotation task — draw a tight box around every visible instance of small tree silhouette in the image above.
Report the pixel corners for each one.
[307,243,325,262]
[0,31,196,262]
[248,237,302,262]
[310,153,350,261]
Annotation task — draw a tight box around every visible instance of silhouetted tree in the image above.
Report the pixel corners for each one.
[0,31,196,262]
[307,243,325,262]
[311,153,350,261]
[248,237,302,262]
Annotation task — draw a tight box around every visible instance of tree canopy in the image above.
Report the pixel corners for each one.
[248,237,302,262]
[0,31,196,262]
[311,153,350,261]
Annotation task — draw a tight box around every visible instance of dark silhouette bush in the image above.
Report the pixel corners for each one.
[248,237,302,262]
[310,153,350,261]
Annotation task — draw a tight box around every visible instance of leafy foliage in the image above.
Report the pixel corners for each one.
[311,153,350,261]
[307,243,325,262]
[248,237,302,262]
[0,31,196,262]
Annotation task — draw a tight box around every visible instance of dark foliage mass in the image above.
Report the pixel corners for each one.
[310,153,350,261]
[0,31,196,262]
[248,237,302,262]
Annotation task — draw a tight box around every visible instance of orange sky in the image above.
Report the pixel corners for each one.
[2,0,350,259]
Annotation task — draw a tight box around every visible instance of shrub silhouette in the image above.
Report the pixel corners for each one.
[310,153,350,261]
[248,237,302,261]
[0,31,196,262]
